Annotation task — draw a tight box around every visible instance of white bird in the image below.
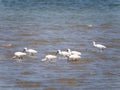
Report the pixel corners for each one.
[93,41,106,50]
[56,50,70,57]
[41,55,57,62]
[13,52,27,59]
[86,24,93,28]
[23,47,37,56]
[67,49,81,55]
[67,54,81,61]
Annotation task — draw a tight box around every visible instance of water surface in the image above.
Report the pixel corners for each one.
[0,0,120,90]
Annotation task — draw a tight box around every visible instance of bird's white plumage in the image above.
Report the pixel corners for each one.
[42,55,57,61]
[13,52,26,59]
[93,41,106,49]
[67,49,81,55]
[23,47,37,55]
[86,24,93,28]
[67,54,81,61]
[56,50,70,57]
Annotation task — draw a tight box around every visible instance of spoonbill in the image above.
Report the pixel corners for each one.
[23,47,37,56]
[67,49,81,55]
[56,50,70,57]
[13,52,26,59]
[41,55,57,62]
[67,54,81,61]
[93,41,106,50]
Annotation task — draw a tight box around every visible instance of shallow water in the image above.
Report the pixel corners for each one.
[0,0,120,90]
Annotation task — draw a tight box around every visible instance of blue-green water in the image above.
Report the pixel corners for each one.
[0,0,120,90]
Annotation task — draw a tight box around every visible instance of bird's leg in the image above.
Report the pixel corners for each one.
[100,49,103,52]
[48,59,50,62]
[17,57,22,62]
[31,53,34,56]
[19,57,21,59]
[52,59,56,62]
[21,57,23,59]
[67,57,70,63]
[29,53,31,56]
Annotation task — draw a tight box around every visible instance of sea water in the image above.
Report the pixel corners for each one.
[0,0,120,90]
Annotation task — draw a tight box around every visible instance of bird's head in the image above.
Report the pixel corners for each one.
[23,47,27,52]
[67,48,71,52]
[56,50,60,55]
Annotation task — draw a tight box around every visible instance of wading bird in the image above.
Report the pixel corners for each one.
[13,52,26,59]
[41,55,57,62]
[56,50,70,57]
[23,47,37,56]
[67,54,81,61]
[93,41,106,50]
[67,49,81,55]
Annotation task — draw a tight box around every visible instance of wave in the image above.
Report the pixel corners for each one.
[0,0,120,11]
